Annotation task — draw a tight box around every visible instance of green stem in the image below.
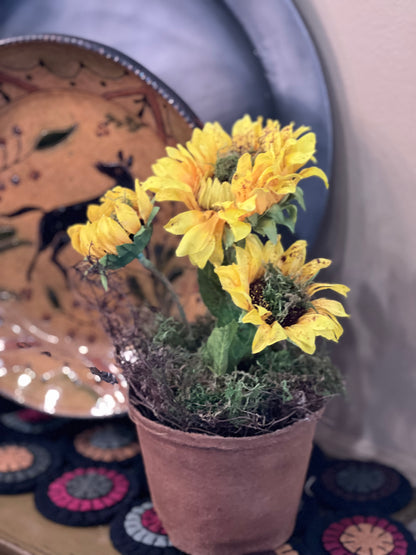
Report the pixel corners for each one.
[137,253,189,329]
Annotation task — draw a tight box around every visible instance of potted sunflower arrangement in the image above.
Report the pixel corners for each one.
[68,115,349,555]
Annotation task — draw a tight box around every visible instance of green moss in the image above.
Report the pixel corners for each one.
[142,316,344,435]
[214,152,240,182]
[261,265,312,326]
[152,315,214,352]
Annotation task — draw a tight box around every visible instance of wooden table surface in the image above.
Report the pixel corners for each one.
[0,480,415,555]
[0,493,119,555]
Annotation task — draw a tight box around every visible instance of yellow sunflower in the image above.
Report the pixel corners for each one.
[214,235,349,354]
[144,115,328,269]
[68,181,153,259]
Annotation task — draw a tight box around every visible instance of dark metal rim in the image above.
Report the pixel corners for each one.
[0,33,201,128]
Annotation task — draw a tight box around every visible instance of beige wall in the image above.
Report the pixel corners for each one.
[294,0,416,482]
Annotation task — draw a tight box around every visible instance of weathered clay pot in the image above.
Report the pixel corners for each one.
[129,405,322,555]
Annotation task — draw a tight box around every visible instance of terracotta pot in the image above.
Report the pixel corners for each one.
[129,405,322,555]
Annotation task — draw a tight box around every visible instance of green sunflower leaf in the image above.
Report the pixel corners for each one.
[147,206,160,226]
[100,271,109,291]
[253,216,278,244]
[265,204,298,234]
[203,321,256,375]
[197,262,241,326]
[223,225,235,250]
[99,224,154,270]
[204,321,239,375]
[292,185,306,211]
[282,204,298,233]
[228,323,256,369]
[247,213,259,227]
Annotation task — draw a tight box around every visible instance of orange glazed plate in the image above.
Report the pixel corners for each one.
[0,34,201,417]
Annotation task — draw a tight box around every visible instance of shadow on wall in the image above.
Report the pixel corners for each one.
[321,268,416,466]
[357,280,416,445]
[294,1,416,469]
[317,125,416,478]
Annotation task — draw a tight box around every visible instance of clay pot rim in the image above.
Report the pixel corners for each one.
[129,404,324,451]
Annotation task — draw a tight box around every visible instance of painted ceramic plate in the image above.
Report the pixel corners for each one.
[0,35,200,417]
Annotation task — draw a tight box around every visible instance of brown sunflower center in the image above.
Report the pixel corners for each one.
[249,278,270,309]
[249,267,311,327]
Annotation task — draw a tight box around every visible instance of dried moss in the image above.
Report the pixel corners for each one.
[116,312,344,437]
[76,266,344,437]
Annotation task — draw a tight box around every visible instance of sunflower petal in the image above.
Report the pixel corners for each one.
[242,306,270,326]
[145,177,198,209]
[215,265,252,312]
[208,220,225,267]
[312,298,350,318]
[285,132,316,170]
[114,202,141,235]
[253,188,274,215]
[278,240,307,276]
[300,310,343,340]
[229,218,252,242]
[307,283,350,297]
[135,179,153,221]
[200,178,234,209]
[236,195,258,214]
[165,210,205,235]
[316,317,344,341]
[87,202,110,222]
[78,221,106,258]
[219,207,252,242]
[296,258,332,282]
[176,215,222,268]
[251,322,286,354]
[262,238,284,266]
[102,186,136,203]
[67,224,84,255]
[176,221,214,256]
[285,324,317,355]
[215,264,243,292]
[238,235,265,284]
[298,166,329,188]
[97,217,132,255]
[189,242,215,269]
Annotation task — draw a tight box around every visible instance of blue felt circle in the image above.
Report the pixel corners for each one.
[34,464,140,527]
[66,472,113,499]
[335,465,385,494]
[89,424,136,449]
[305,511,416,555]
[0,440,60,494]
[313,459,413,514]
[110,498,182,555]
